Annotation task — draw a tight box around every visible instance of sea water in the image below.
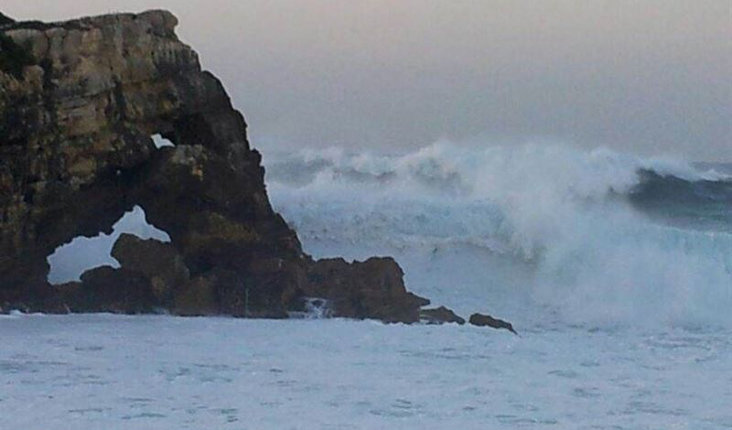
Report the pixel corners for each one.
[2,142,731,429]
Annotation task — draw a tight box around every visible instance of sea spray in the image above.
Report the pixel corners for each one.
[264,141,732,327]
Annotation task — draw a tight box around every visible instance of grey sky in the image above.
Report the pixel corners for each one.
[3,1,730,160]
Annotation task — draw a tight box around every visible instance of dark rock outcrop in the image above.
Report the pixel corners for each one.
[0,10,430,323]
[0,12,14,26]
[469,313,518,334]
[111,233,189,305]
[420,306,466,325]
[70,266,157,314]
[304,257,430,323]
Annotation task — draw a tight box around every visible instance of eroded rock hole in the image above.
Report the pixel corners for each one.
[47,206,170,284]
[151,133,175,149]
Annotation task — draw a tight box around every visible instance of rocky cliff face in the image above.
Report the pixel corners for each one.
[0,10,430,322]
[0,12,13,27]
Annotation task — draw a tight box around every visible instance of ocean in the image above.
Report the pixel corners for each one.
[2,142,731,429]
[267,142,732,327]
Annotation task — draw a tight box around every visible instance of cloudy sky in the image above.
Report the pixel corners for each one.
[3,1,730,160]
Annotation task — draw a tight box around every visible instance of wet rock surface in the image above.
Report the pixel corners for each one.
[0,10,431,323]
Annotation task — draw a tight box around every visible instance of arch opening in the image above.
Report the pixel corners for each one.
[46,205,171,284]
[151,133,175,149]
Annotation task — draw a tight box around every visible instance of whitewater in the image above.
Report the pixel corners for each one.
[2,142,731,429]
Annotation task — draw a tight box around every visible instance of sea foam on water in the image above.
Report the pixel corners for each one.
[3,141,731,429]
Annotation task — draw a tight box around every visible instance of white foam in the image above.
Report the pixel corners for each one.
[1,314,730,429]
[264,141,732,327]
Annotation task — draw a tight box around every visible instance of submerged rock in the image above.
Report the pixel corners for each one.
[0,10,435,323]
[420,306,466,325]
[469,313,518,334]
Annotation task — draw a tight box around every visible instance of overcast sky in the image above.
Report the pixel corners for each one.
[3,1,730,160]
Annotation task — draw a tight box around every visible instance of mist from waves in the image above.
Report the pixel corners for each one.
[262,141,732,328]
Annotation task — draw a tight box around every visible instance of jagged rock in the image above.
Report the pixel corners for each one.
[469,313,518,334]
[305,257,430,323]
[0,10,436,323]
[111,233,189,304]
[420,306,466,325]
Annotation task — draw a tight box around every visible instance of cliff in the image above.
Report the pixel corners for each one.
[0,10,431,322]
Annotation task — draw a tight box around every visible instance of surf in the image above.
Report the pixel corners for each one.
[263,141,732,328]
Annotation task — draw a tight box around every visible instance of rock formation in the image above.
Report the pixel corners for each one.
[0,12,13,27]
[469,313,518,334]
[0,10,433,322]
[420,306,466,325]
[303,257,430,323]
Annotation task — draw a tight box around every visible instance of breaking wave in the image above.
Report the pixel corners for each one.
[263,142,732,327]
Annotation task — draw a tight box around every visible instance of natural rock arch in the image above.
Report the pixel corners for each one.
[0,10,429,322]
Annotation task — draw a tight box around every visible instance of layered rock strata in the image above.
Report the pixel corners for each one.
[0,10,430,322]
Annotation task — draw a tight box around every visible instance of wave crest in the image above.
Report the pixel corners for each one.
[264,141,732,326]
